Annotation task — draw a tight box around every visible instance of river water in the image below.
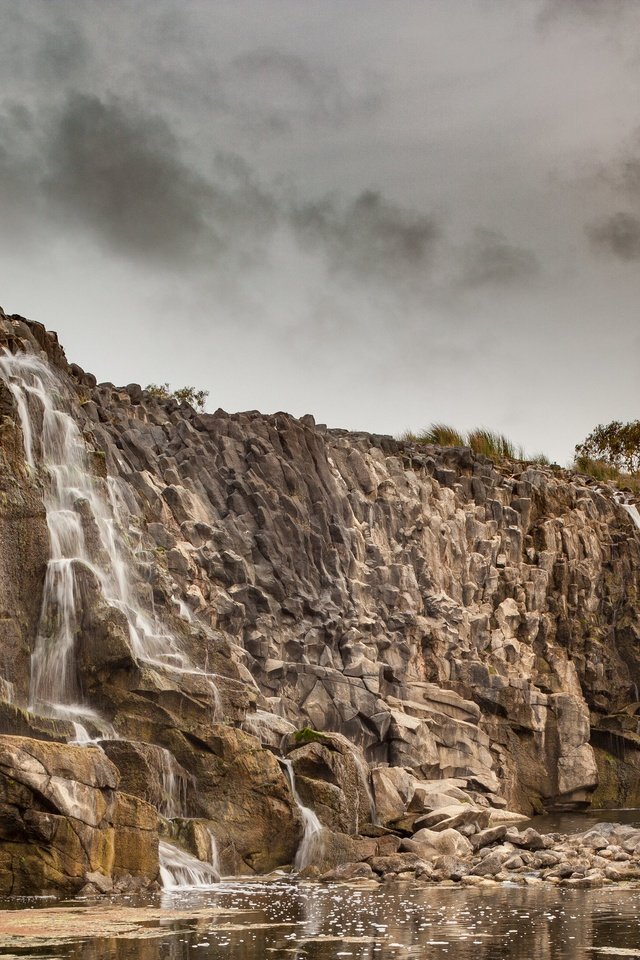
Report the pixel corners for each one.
[4,879,640,959]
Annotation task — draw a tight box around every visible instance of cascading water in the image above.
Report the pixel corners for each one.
[207,828,221,877]
[281,759,324,871]
[0,349,221,733]
[156,746,190,819]
[350,749,377,830]
[159,841,220,889]
[621,500,640,532]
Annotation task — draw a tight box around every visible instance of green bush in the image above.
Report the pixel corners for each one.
[575,420,640,474]
[145,382,209,412]
[574,455,640,494]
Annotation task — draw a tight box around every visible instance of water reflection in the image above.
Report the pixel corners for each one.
[16,882,640,960]
[529,807,640,835]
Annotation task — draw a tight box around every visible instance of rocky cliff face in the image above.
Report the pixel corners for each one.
[0,308,638,894]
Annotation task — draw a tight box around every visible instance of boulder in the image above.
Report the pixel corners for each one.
[407,827,473,860]
[0,735,158,894]
[286,731,374,835]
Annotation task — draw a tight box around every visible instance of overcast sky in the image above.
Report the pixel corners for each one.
[0,0,639,463]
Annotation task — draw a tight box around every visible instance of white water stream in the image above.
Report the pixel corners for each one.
[621,499,640,531]
[159,840,220,889]
[281,759,324,871]
[156,745,190,819]
[0,349,221,733]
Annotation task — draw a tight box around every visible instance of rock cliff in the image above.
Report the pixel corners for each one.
[0,307,638,893]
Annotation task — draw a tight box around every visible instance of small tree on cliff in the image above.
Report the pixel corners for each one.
[575,420,640,474]
[145,382,209,412]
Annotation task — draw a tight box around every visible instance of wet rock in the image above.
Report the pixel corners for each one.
[431,855,470,881]
[286,731,374,835]
[368,852,422,876]
[469,825,508,851]
[321,861,376,881]
[506,827,546,851]
[470,851,507,876]
[0,736,159,894]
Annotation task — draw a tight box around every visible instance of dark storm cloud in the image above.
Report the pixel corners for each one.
[0,90,281,267]
[459,229,539,289]
[43,93,217,262]
[291,190,441,282]
[0,104,43,237]
[585,131,640,261]
[0,89,439,285]
[587,212,640,261]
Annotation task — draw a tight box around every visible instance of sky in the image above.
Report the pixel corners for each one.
[0,1,639,464]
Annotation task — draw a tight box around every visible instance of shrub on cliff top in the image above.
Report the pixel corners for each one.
[575,420,640,474]
[145,382,209,412]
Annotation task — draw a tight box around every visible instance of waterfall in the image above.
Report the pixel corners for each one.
[612,489,640,532]
[156,746,190,819]
[0,349,221,731]
[621,500,640,532]
[206,828,221,877]
[281,759,324,871]
[159,841,220,889]
[350,749,377,829]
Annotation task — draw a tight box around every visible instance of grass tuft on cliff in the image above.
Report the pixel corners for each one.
[574,456,640,494]
[400,422,550,466]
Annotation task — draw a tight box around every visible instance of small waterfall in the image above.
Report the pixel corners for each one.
[621,501,640,532]
[206,827,221,877]
[159,841,220,889]
[156,747,190,819]
[613,490,640,532]
[0,349,221,730]
[350,749,377,829]
[281,759,324,871]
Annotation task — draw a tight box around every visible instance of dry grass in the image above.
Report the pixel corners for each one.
[574,456,640,494]
[400,422,550,466]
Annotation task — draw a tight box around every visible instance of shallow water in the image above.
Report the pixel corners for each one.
[529,808,640,835]
[4,880,640,960]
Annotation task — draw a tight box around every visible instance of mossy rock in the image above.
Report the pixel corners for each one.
[293,727,331,746]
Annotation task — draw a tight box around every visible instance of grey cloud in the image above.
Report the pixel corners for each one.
[587,212,640,261]
[224,47,381,134]
[291,190,441,283]
[601,134,640,197]
[0,89,437,287]
[37,19,89,83]
[459,229,539,288]
[0,104,44,237]
[42,93,216,263]
[538,0,636,22]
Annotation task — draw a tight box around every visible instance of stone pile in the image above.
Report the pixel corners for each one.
[321,818,640,889]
